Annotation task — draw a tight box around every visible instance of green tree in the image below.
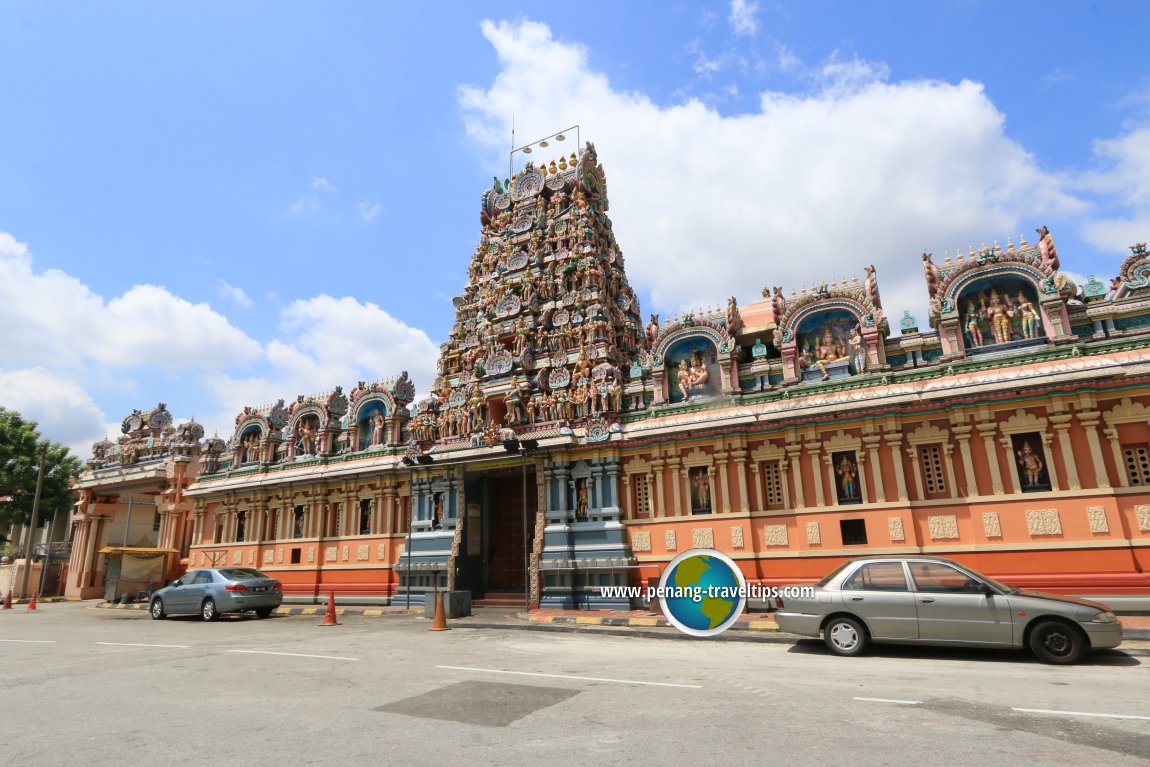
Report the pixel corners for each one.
[0,407,82,545]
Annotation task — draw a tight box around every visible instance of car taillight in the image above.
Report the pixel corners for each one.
[270,581,281,590]
[775,596,785,610]
[225,583,248,592]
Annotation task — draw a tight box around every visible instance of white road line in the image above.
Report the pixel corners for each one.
[228,650,359,661]
[435,664,702,689]
[1012,707,1150,721]
[854,697,922,705]
[0,639,56,644]
[96,642,189,649]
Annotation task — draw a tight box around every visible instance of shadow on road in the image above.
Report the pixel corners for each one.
[785,638,1143,666]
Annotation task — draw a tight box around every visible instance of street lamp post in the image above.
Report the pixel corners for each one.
[20,445,47,600]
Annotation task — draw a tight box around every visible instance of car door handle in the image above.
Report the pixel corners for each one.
[849,596,864,601]
[919,598,935,603]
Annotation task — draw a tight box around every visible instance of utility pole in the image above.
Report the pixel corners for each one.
[20,445,47,599]
[39,506,59,597]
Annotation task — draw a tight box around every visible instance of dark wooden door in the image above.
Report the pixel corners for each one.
[486,472,536,591]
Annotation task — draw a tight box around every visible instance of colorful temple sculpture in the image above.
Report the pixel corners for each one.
[71,143,1150,608]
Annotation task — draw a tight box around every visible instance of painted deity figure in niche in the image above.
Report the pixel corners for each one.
[848,326,866,373]
[1017,441,1045,487]
[575,478,589,520]
[984,291,1014,345]
[1016,292,1041,339]
[690,467,711,513]
[836,454,860,500]
[814,327,849,381]
[298,419,317,455]
[965,302,984,347]
[687,350,710,388]
[371,411,385,446]
[676,363,691,401]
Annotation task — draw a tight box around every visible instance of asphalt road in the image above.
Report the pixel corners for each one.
[2,603,1149,767]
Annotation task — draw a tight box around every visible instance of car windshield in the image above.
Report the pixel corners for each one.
[816,561,854,587]
[217,568,268,580]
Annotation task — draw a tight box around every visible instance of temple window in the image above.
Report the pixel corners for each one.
[920,446,947,496]
[235,511,246,543]
[290,548,301,564]
[632,475,650,519]
[360,499,372,534]
[1122,445,1150,486]
[840,519,868,545]
[761,461,785,509]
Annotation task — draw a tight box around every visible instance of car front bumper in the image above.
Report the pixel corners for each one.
[1080,620,1123,650]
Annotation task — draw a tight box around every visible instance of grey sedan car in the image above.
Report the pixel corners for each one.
[150,568,283,621]
[775,556,1122,664]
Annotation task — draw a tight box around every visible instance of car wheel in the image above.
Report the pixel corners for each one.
[201,598,219,622]
[255,607,273,618]
[824,615,868,657]
[1029,620,1085,664]
[150,598,166,620]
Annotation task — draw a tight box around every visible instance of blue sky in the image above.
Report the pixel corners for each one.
[2,1,1148,454]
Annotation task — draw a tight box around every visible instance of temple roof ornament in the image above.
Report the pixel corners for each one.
[89,403,198,469]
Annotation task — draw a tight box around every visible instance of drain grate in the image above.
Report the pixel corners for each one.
[375,680,579,727]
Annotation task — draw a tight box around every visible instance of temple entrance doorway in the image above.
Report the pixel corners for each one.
[457,466,538,603]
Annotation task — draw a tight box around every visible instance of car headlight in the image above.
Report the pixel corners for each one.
[1090,611,1118,624]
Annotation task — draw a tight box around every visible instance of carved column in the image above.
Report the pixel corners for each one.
[1078,412,1112,488]
[976,422,1004,495]
[952,425,978,497]
[822,452,837,506]
[715,451,730,513]
[748,459,762,512]
[786,444,805,509]
[1049,415,1079,490]
[906,447,923,502]
[941,444,956,499]
[805,440,825,506]
[670,457,684,516]
[885,432,908,501]
[779,460,792,509]
[1103,426,1127,488]
[734,450,750,513]
[863,434,885,503]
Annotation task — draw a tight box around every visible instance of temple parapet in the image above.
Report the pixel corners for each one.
[220,373,414,473]
[87,403,202,470]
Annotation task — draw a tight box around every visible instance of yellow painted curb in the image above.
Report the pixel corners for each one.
[747,621,779,631]
[574,616,603,625]
[628,617,660,627]
[362,609,384,617]
[300,607,319,615]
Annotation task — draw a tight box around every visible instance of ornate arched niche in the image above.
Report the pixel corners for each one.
[287,406,325,459]
[351,393,395,451]
[655,330,723,405]
[233,419,267,467]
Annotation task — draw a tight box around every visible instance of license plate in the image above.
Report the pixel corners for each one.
[253,586,267,592]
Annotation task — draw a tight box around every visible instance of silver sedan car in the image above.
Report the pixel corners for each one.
[150,567,283,621]
[775,556,1122,663]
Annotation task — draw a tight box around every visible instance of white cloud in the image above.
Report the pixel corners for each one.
[287,194,320,216]
[358,200,382,222]
[0,368,109,456]
[311,176,339,194]
[218,279,253,307]
[204,295,439,436]
[0,231,260,371]
[1080,125,1150,250]
[459,19,1084,322]
[729,0,760,36]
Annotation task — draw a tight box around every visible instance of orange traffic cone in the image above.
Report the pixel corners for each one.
[429,591,450,632]
[319,591,339,626]
[27,593,38,611]
[2,590,11,609]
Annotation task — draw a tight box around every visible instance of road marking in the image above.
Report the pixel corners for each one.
[854,697,922,705]
[1012,707,1150,721]
[96,642,189,649]
[228,650,359,661]
[0,639,56,643]
[435,664,702,689]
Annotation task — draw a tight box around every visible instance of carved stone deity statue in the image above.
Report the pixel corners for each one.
[1036,225,1059,271]
[371,411,385,445]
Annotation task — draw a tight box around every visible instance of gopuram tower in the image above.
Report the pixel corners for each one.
[402,140,648,610]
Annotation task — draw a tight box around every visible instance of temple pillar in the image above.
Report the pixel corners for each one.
[1103,426,1127,488]
[1049,415,1080,490]
[651,460,666,518]
[786,444,805,509]
[906,448,923,502]
[715,451,729,513]
[734,451,750,514]
[863,434,885,503]
[805,440,825,507]
[885,432,908,501]
[977,422,1005,495]
[1077,412,1113,488]
[952,424,978,496]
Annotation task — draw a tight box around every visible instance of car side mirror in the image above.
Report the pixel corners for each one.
[170,580,181,587]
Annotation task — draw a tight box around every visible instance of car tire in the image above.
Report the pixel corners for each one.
[201,598,219,622]
[1028,620,1085,664]
[824,615,868,657]
[255,607,273,618]
[150,598,166,620]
